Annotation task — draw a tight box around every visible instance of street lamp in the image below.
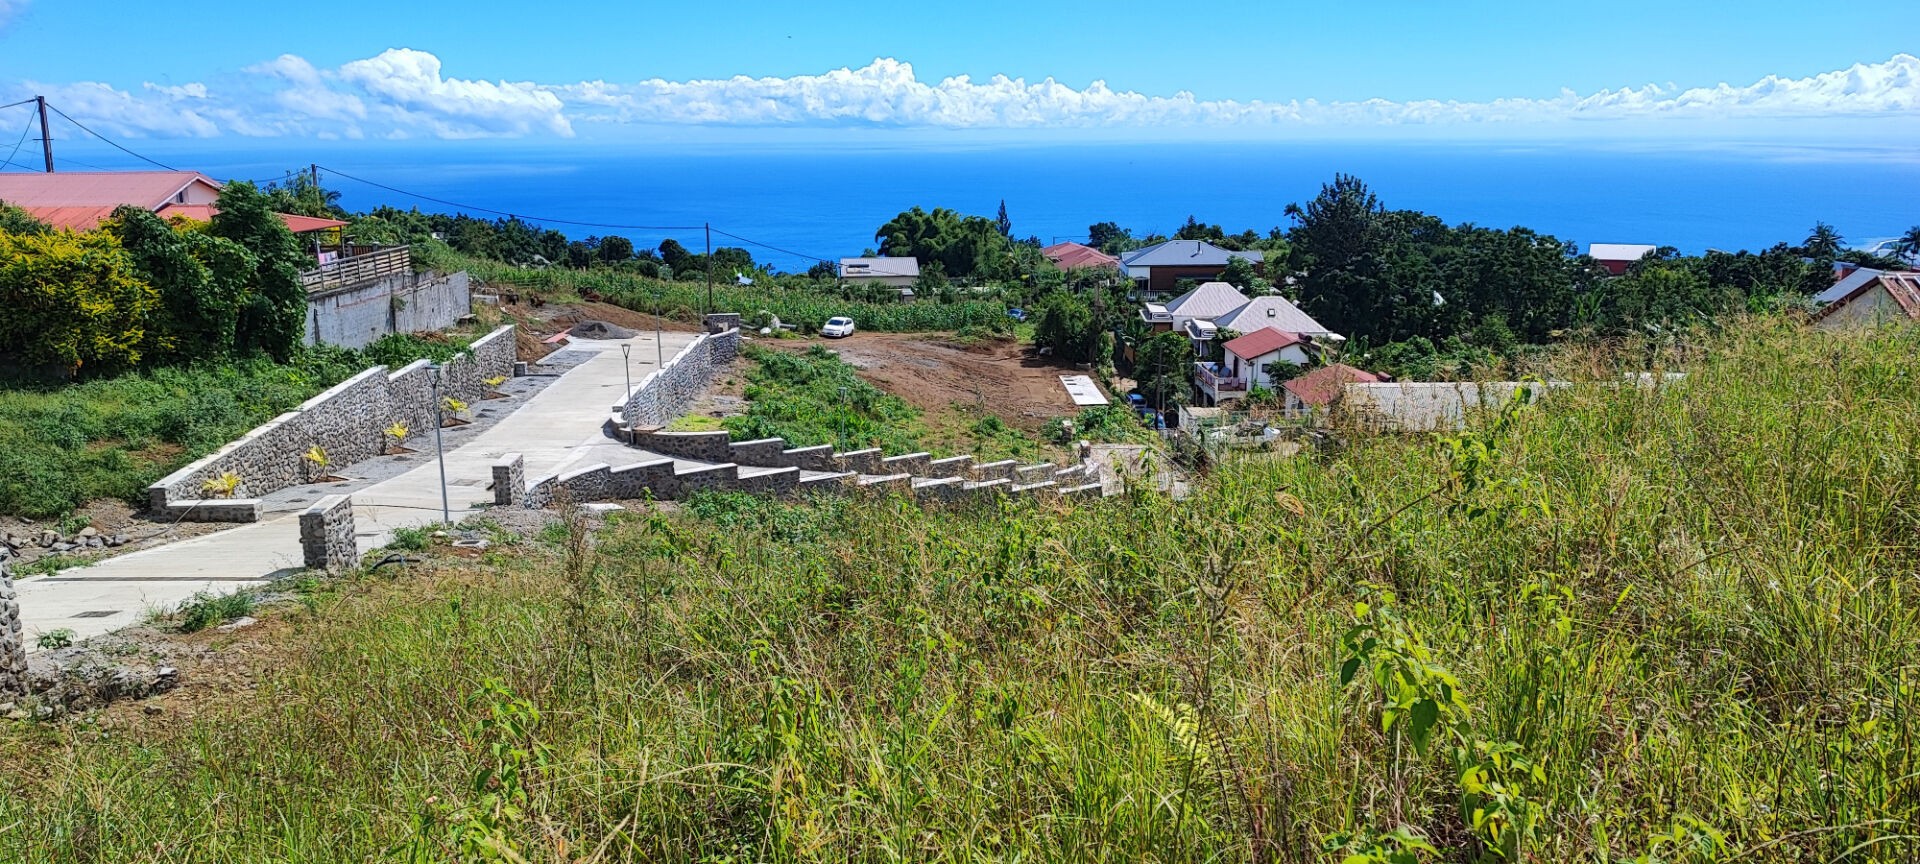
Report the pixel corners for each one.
[837,386,848,451]
[427,363,452,526]
[620,342,633,423]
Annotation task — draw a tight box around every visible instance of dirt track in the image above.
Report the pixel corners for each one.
[759,333,1083,432]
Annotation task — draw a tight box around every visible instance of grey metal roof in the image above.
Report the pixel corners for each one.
[838,257,921,278]
[1163,281,1250,320]
[1213,295,1340,340]
[1816,266,1883,304]
[1120,240,1263,268]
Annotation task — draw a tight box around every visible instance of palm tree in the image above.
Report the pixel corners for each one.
[1893,225,1920,264]
[1803,222,1844,259]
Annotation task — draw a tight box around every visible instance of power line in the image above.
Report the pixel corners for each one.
[0,111,34,171]
[0,98,35,112]
[44,102,177,171]
[314,164,703,232]
[708,227,834,265]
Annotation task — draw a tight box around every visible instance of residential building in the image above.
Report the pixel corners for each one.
[838,256,921,289]
[0,170,346,237]
[1140,280,1248,335]
[1813,271,1920,331]
[1195,327,1317,404]
[1282,363,1383,415]
[1141,281,1342,366]
[1041,241,1121,272]
[1213,295,1344,343]
[1588,243,1658,276]
[1814,265,1886,305]
[1120,239,1262,294]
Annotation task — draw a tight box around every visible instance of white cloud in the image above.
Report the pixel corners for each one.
[0,0,25,32]
[5,50,1915,140]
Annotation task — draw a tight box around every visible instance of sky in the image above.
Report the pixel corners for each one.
[0,0,1915,149]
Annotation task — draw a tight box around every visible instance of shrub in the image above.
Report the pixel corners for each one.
[174,590,254,633]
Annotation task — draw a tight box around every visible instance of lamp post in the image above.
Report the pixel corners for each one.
[837,386,848,451]
[427,363,452,526]
[620,342,633,423]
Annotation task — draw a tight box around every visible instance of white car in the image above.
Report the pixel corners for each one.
[821,316,856,338]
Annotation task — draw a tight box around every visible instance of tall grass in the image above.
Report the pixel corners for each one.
[1,316,1916,862]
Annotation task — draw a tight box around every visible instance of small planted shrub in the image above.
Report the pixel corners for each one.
[482,375,509,399]
[35,628,76,650]
[200,470,242,498]
[382,421,411,454]
[175,591,254,633]
[388,525,431,551]
[302,445,337,483]
[441,397,471,426]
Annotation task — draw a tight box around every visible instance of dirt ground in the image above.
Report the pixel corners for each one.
[756,333,1086,433]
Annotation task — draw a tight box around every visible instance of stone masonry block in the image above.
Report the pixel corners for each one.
[492,453,525,506]
[298,495,360,572]
[926,456,974,479]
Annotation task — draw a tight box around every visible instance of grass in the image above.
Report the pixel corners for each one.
[1,316,1917,861]
[0,331,490,518]
[721,343,928,454]
[172,590,255,633]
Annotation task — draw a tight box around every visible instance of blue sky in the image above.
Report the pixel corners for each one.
[0,0,1915,148]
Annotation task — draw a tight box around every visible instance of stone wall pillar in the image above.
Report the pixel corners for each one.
[299,495,360,572]
[0,558,25,698]
[493,454,525,506]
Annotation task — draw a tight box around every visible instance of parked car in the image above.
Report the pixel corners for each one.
[1007,307,1027,322]
[821,316,856,338]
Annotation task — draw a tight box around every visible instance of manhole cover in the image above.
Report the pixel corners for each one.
[70,610,118,618]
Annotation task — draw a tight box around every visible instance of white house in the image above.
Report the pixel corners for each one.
[1813,271,1920,331]
[1196,326,1318,404]
[838,257,921,288]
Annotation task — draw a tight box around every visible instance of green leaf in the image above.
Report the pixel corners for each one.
[1408,699,1439,754]
[1339,657,1362,686]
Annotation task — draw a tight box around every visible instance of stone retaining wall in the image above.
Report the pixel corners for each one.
[298,495,359,572]
[629,428,1103,488]
[620,329,741,428]
[148,326,516,522]
[0,559,22,698]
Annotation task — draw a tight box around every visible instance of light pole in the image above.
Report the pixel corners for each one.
[427,363,452,525]
[620,342,633,422]
[654,289,664,368]
[837,386,848,451]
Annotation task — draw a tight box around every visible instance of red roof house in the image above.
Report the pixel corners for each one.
[0,171,346,234]
[1042,241,1121,272]
[1282,363,1383,412]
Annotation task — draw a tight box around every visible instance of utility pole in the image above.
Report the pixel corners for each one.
[309,163,320,190]
[704,222,713,316]
[35,96,53,173]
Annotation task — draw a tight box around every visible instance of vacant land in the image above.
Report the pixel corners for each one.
[2,317,1915,863]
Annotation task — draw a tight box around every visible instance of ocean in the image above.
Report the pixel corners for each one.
[161,140,1920,271]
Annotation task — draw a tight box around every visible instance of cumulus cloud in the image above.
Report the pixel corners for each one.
[6,50,1915,140]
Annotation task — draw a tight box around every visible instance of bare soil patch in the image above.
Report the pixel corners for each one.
[500,300,700,363]
[758,333,1084,433]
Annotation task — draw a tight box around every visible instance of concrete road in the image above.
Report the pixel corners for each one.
[15,331,700,651]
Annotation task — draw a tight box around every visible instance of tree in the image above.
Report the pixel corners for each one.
[265,171,346,219]
[0,201,48,236]
[106,207,252,363]
[995,200,1012,239]
[1798,222,1845,296]
[1032,290,1101,362]
[211,181,308,361]
[1219,255,1261,290]
[659,238,692,271]
[597,235,635,263]
[1134,331,1194,413]
[1088,221,1133,255]
[0,229,157,375]
[1894,226,1920,263]
[875,206,1002,278]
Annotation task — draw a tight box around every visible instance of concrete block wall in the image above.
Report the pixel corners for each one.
[629,429,1098,492]
[299,495,359,572]
[0,558,23,698]
[306,269,473,350]
[148,326,516,522]
[927,456,974,479]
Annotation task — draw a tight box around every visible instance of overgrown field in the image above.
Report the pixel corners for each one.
[2,317,1917,862]
[721,343,1047,461]
[0,332,479,518]
[468,258,1011,334]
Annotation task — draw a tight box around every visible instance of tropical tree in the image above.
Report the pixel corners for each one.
[0,229,157,374]
[995,200,1012,239]
[1893,225,1920,263]
[211,181,308,361]
[1134,331,1194,413]
[106,206,253,363]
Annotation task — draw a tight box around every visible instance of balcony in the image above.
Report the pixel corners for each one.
[1195,362,1247,401]
[300,245,411,295]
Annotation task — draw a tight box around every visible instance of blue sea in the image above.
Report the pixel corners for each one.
[145,139,1920,271]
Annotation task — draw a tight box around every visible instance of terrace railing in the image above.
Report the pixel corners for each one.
[300,245,410,294]
[1195,362,1247,394]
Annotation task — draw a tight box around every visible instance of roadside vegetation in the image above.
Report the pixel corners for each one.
[2,316,1913,861]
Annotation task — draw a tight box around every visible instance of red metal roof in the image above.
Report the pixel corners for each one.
[1223,326,1304,360]
[277,213,350,233]
[1282,363,1383,408]
[1042,242,1121,271]
[0,171,219,208]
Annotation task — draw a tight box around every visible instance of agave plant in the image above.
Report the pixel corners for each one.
[200,471,242,498]
[383,421,410,451]
[302,445,331,481]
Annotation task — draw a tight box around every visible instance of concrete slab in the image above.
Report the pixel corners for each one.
[1060,374,1109,406]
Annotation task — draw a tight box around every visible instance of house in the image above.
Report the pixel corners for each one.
[0,170,347,236]
[1588,243,1658,276]
[1814,265,1886,305]
[1120,239,1262,294]
[1140,280,1248,334]
[1339,381,1566,431]
[1282,363,1383,415]
[838,257,920,289]
[1195,327,1317,404]
[1042,241,1121,272]
[1213,295,1344,343]
[1141,281,1342,364]
[1813,271,1920,331]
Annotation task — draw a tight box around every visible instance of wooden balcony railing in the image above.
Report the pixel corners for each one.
[1195,363,1247,393]
[300,246,410,294]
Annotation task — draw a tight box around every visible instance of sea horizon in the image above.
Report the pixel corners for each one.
[67,137,1920,270]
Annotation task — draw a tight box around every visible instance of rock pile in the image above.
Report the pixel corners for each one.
[568,320,638,340]
[1,527,132,556]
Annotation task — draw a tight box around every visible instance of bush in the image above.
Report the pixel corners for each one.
[174,590,254,633]
[722,344,925,453]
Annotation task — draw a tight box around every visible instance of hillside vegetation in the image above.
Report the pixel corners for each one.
[2,317,1916,862]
